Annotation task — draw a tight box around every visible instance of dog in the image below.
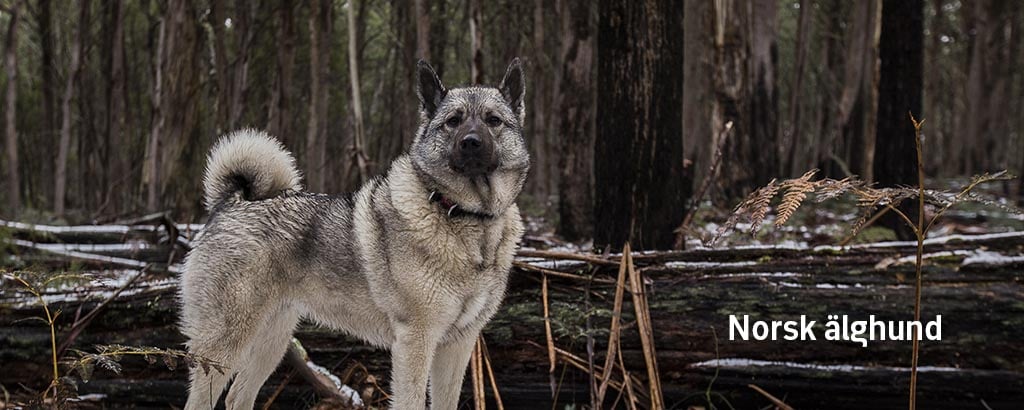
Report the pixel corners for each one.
[179,58,529,410]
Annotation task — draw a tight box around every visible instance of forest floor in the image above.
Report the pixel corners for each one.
[2,179,1023,409]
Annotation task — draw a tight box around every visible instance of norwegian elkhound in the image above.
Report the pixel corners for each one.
[180,59,529,410]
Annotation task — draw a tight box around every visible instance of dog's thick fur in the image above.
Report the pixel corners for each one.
[180,59,529,410]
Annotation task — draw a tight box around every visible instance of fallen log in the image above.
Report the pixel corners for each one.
[2,222,1023,408]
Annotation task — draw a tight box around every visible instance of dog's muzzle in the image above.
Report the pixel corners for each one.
[450,131,497,176]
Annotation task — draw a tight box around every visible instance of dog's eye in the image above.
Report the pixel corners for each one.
[446,116,462,128]
[485,116,502,127]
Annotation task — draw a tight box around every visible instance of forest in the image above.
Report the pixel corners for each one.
[2,0,1024,409]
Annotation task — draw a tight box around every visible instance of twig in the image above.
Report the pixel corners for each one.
[261,369,296,410]
[626,244,664,409]
[597,245,630,403]
[909,113,925,410]
[480,337,504,410]
[675,121,734,248]
[542,274,557,398]
[747,384,794,410]
[471,339,485,410]
[57,268,149,356]
[513,261,615,284]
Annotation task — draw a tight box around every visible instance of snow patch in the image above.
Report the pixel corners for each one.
[691,358,961,373]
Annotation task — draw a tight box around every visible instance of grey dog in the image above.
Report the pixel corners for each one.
[179,59,529,410]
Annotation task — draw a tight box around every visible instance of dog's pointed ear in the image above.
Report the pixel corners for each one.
[416,60,446,118]
[499,58,526,119]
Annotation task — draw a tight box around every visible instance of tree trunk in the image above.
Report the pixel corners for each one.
[469,0,484,83]
[145,11,167,213]
[556,0,595,242]
[210,0,230,133]
[415,0,431,60]
[229,0,255,129]
[267,2,296,142]
[3,0,21,217]
[37,0,56,208]
[873,0,923,240]
[103,0,127,215]
[527,0,548,198]
[348,0,369,184]
[714,0,779,201]
[55,0,91,217]
[784,0,811,176]
[306,0,332,192]
[682,0,711,187]
[594,0,687,250]
[430,0,447,77]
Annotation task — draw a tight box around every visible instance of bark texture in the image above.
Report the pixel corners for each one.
[594,0,687,250]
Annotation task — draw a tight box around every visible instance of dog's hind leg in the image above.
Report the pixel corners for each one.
[224,306,300,410]
[185,364,232,410]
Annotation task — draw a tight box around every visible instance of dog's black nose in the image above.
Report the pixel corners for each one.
[460,134,483,152]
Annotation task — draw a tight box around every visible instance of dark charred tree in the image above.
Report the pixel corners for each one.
[594,0,687,250]
[556,0,595,242]
[873,0,924,240]
[714,0,779,201]
[103,0,128,215]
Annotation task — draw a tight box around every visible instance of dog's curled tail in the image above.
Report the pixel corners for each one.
[203,129,302,211]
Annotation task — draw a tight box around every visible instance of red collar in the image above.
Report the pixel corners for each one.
[428,191,494,219]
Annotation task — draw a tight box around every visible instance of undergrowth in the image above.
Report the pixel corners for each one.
[715,114,1023,410]
[2,270,224,409]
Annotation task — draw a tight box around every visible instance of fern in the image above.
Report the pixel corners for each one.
[775,170,818,227]
[712,170,1021,245]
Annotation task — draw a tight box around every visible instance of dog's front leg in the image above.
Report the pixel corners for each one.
[428,335,477,410]
[390,323,438,410]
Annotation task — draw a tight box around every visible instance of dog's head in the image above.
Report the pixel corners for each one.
[410,59,530,215]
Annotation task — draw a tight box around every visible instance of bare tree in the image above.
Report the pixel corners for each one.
[3,0,22,216]
[415,0,430,60]
[210,0,229,133]
[306,0,332,192]
[229,0,256,129]
[682,0,711,186]
[527,0,548,197]
[556,0,595,242]
[827,0,882,181]
[714,0,779,200]
[145,6,168,212]
[54,0,90,217]
[784,0,812,176]
[102,0,127,215]
[36,0,56,206]
[348,0,369,183]
[469,0,484,83]
[267,2,297,141]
